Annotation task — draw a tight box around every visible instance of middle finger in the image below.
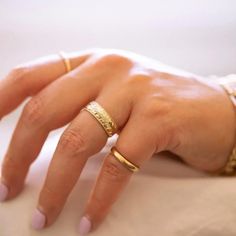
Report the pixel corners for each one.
[33,92,132,229]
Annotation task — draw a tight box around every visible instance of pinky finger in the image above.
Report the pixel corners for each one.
[78,116,156,235]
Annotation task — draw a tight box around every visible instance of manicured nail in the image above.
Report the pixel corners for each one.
[78,216,92,235]
[0,183,8,202]
[31,209,46,230]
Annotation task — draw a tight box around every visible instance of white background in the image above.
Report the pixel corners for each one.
[0,0,235,78]
[0,1,236,235]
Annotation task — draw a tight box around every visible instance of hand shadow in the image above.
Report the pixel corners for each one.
[139,151,211,179]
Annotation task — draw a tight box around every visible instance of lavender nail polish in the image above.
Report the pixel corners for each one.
[31,209,46,230]
[78,216,92,235]
[0,183,8,202]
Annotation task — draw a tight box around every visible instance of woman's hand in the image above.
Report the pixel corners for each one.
[0,48,235,234]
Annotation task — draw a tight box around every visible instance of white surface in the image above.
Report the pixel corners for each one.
[0,113,209,236]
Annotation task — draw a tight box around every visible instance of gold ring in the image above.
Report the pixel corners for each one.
[59,51,72,73]
[110,146,140,172]
[82,101,117,137]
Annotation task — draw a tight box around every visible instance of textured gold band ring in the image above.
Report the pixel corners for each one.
[59,51,72,73]
[82,101,117,137]
[110,146,140,172]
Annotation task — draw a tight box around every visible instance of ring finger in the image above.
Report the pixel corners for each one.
[79,115,156,234]
[33,92,133,229]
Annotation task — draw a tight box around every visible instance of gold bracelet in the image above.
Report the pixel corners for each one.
[221,147,236,175]
[219,75,236,106]
[217,74,236,175]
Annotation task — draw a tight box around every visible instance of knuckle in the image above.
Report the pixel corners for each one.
[3,152,32,170]
[103,160,127,181]
[2,155,18,170]
[128,72,153,84]
[95,53,131,68]
[125,73,151,90]
[9,65,30,86]
[22,97,45,126]
[142,99,172,118]
[39,186,63,213]
[59,128,87,155]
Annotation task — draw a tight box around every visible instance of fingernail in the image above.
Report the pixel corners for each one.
[78,216,92,235]
[0,183,8,202]
[31,209,46,230]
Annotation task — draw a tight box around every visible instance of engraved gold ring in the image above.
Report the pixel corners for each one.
[82,101,117,137]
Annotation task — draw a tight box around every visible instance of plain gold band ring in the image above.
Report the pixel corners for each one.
[59,51,72,73]
[110,146,140,173]
[82,101,118,137]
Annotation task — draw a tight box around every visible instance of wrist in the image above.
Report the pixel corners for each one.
[212,74,236,175]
